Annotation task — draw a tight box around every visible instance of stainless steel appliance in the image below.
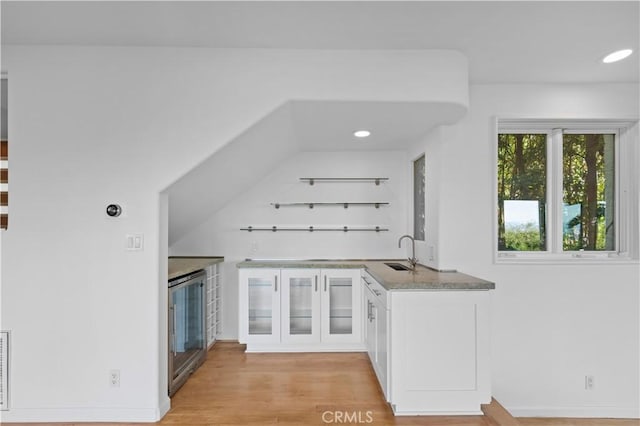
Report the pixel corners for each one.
[168,269,206,396]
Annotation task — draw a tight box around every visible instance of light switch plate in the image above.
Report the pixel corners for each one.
[125,234,144,251]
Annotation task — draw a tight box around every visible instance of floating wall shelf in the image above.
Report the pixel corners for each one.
[271,202,389,209]
[300,177,389,186]
[240,226,388,232]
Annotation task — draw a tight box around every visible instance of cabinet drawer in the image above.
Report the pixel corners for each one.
[361,271,387,309]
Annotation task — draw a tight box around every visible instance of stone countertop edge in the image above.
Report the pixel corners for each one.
[169,256,224,281]
[236,260,495,291]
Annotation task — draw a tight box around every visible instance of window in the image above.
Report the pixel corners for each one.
[497,133,547,251]
[496,119,637,261]
[413,154,425,241]
[562,132,615,251]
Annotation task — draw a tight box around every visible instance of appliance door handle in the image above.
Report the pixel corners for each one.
[324,275,327,292]
[171,304,177,355]
[315,275,318,292]
[274,275,278,292]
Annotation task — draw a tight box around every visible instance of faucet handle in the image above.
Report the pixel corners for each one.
[408,257,418,269]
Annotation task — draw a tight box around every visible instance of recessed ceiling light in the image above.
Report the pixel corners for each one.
[602,49,633,64]
[353,130,371,138]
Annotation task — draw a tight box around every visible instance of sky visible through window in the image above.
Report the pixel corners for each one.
[504,200,539,229]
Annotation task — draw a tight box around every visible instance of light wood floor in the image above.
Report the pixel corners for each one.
[164,342,493,425]
[3,342,639,426]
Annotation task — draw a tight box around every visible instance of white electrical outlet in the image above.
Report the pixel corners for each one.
[110,369,120,387]
[585,375,594,390]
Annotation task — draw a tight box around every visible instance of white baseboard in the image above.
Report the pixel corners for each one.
[245,343,366,353]
[216,333,238,341]
[508,406,640,419]
[158,396,171,420]
[0,406,163,423]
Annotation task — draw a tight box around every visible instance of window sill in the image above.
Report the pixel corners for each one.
[495,253,639,266]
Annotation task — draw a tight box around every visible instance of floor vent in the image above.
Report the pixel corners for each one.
[0,331,9,410]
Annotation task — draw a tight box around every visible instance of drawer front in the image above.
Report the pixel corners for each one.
[361,271,387,309]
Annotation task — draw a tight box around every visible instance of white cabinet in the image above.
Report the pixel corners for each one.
[321,269,361,344]
[205,262,222,348]
[281,269,321,344]
[389,290,491,415]
[364,290,376,360]
[362,271,491,415]
[375,296,387,396]
[239,268,362,352]
[239,268,281,345]
[362,272,389,400]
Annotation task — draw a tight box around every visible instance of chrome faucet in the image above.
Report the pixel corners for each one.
[398,234,418,271]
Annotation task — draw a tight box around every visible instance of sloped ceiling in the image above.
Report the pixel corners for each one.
[165,99,467,245]
[166,103,298,245]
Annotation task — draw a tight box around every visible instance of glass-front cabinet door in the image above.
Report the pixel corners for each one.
[320,269,362,343]
[281,269,321,343]
[241,269,281,344]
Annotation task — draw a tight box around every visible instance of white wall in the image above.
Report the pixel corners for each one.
[414,83,639,417]
[407,126,449,271]
[170,150,409,339]
[0,46,466,422]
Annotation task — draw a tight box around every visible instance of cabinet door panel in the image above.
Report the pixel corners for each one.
[248,277,274,335]
[390,291,491,414]
[367,295,377,361]
[281,269,321,343]
[403,302,476,391]
[376,303,388,399]
[289,278,313,334]
[240,269,281,344]
[329,277,353,334]
[321,269,362,343]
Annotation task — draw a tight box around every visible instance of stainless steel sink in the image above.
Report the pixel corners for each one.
[384,262,411,271]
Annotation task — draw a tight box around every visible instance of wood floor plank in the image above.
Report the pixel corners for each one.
[482,397,521,425]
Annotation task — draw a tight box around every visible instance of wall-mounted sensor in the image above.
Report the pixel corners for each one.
[106,204,122,217]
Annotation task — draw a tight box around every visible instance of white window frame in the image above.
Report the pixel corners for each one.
[413,153,426,242]
[494,118,639,264]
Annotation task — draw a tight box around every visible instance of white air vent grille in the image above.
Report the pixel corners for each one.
[0,331,9,410]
